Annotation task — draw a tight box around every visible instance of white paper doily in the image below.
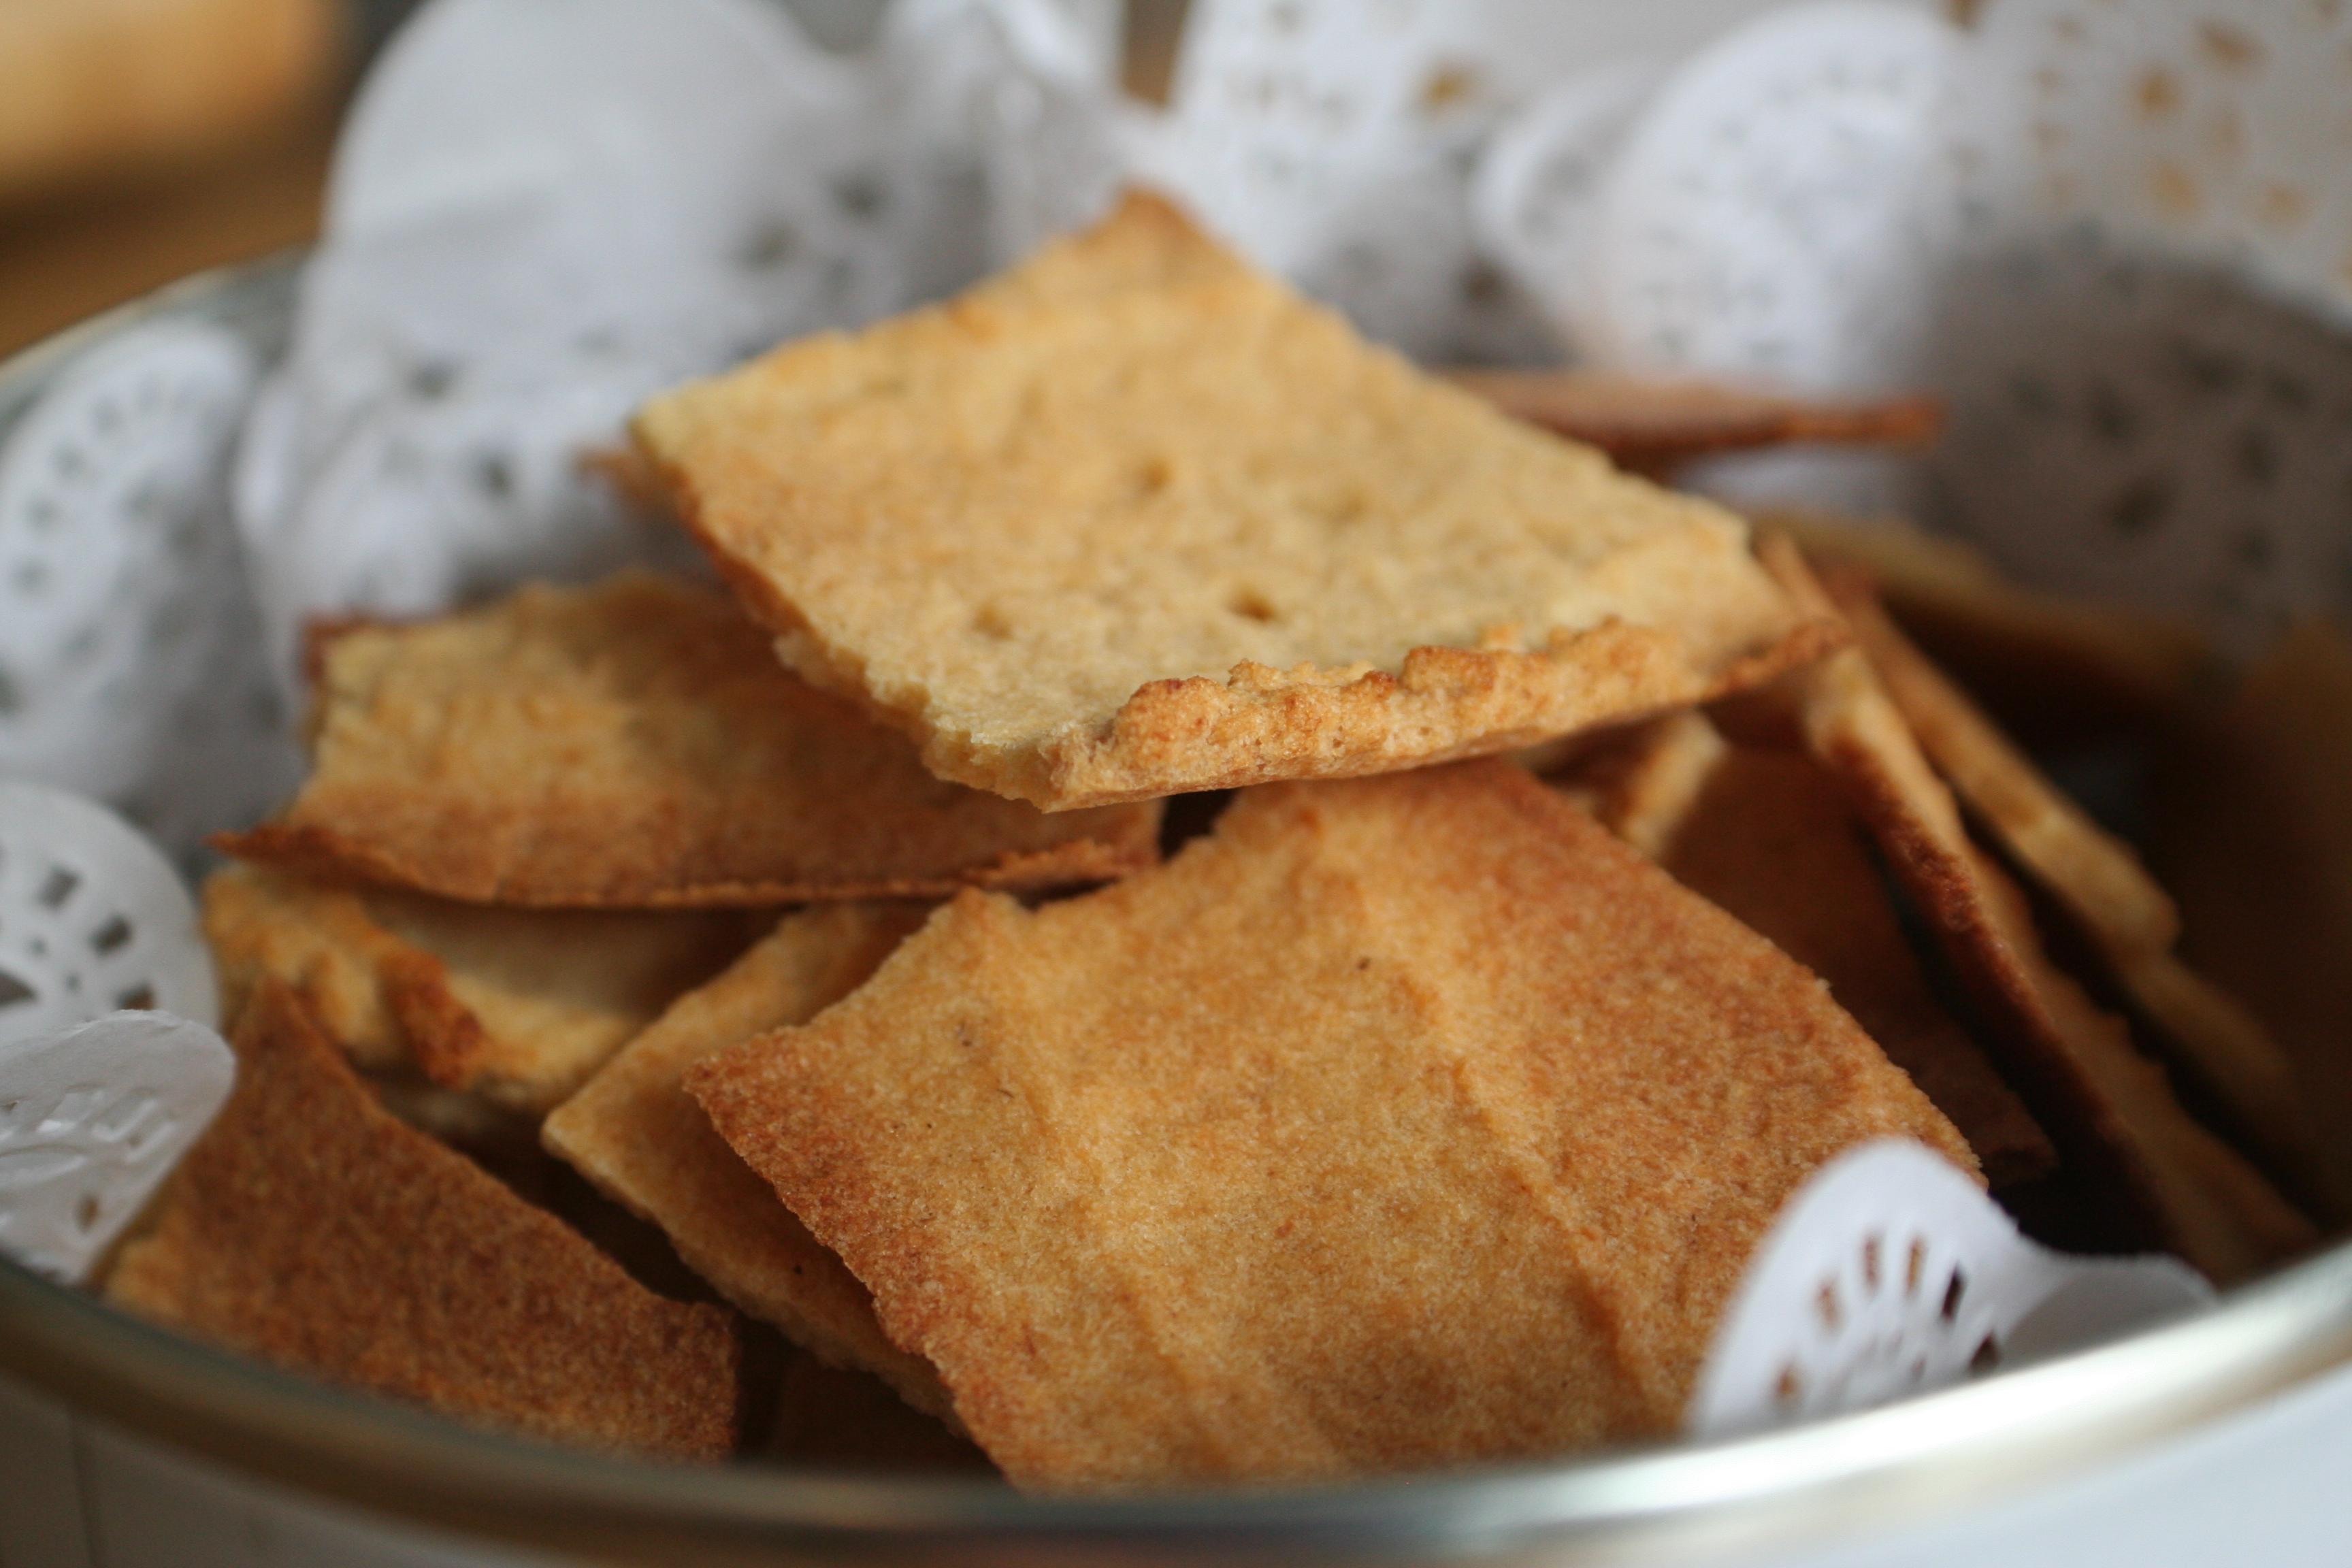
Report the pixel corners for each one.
[0,316,279,830]
[0,1013,234,1286]
[1956,0,2352,336]
[1690,1140,2212,1439]
[0,783,231,1284]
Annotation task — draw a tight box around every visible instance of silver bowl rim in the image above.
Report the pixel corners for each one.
[4,255,2349,1567]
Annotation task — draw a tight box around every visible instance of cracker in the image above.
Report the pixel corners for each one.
[687,760,1970,1491]
[635,191,1830,811]
[541,902,951,1420]
[203,863,762,1113]
[1830,580,2344,1218]
[1566,715,2055,1187]
[1830,580,2182,958]
[1757,538,2315,1281]
[218,572,1162,904]
[1450,370,1940,478]
[104,981,742,1460]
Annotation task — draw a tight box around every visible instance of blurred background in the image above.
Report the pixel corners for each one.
[0,0,1194,358]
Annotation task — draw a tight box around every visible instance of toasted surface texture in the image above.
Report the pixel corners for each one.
[687,760,1970,1491]
[203,864,761,1111]
[635,192,1820,809]
[542,902,951,1417]
[218,572,1160,903]
[1565,715,2054,1187]
[105,981,741,1459]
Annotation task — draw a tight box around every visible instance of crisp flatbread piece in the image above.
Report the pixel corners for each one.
[1450,370,1941,478]
[541,902,951,1419]
[1829,579,2344,1219]
[203,863,762,1112]
[1758,539,2314,1281]
[218,572,1161,904]
[105,981,742,1460]
[687,760,1970,1492]
[635,191,1829,811]
[1565,713,2054,1188]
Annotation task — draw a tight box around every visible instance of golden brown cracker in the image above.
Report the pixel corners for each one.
[541,902,951,1419]
[203,863,762,1112]
[219,572,1161,904]
[635,191,1829,811]
[688,760,1970,1491]
[1569,719,2054,1187]
[1450,370,1941,478]
[104,981,742,1460]
[1757,538,2314,1281]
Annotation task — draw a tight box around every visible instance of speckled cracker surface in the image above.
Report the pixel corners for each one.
[1566,717,2053,1187]
[635,193,1822,810]
[686,760,1968,1492]
[219,572,1160,904]
[105,981,741,1460]
[542,902,951,1418]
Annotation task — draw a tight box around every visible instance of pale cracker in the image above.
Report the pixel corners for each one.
[636,193,1830,811]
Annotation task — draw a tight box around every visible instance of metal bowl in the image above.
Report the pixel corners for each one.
[3,259,2350,1568]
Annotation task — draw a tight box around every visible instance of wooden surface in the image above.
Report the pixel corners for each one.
[0,97,333,361]
[0,0,345,363]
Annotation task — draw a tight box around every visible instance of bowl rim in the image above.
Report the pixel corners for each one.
[5,256,2350,1568]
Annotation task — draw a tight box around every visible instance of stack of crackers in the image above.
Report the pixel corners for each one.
[100,193,2336,1490]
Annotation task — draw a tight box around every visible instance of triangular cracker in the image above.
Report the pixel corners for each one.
[219,572,1162,904]
[203,863,762,1112]
[105,981,742,1459]
[541,902,951,1420]
[635,192,1831,811]
[1565,713,2055,1187]
[687,760,1970,1491]
[1757,538,2314,1281]
[1829,578,2344,1218]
